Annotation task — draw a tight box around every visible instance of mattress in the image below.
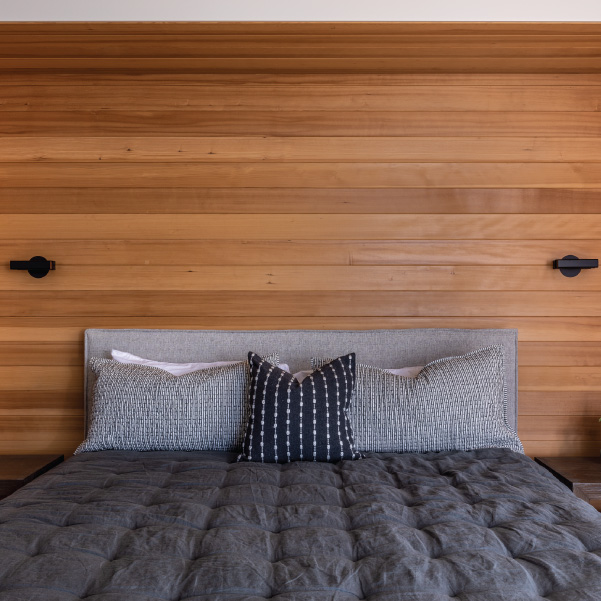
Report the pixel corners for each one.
[1,449,601,600]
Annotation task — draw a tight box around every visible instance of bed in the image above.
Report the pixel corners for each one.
[1,328,601,601]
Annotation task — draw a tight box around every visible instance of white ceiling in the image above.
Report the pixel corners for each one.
[1,0,601,22]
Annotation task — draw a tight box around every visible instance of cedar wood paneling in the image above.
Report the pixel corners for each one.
[1,22,601,455]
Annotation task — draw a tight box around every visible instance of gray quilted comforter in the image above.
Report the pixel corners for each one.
[1,448,601,601]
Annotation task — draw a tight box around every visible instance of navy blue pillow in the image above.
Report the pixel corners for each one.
[238,352,361,463]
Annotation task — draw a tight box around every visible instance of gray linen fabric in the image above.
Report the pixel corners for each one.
[314,345,523,454]
[76,353,278,453]
[1,448,601,600]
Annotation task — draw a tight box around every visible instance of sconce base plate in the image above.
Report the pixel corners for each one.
[558,255,581,278]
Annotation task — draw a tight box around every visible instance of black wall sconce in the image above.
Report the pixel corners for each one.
[10,256,56,279]
[553,255,599,278]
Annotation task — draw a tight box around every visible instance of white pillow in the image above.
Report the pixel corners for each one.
[386,366,423,378]
[111,349,290,377]
[289,369,313,382]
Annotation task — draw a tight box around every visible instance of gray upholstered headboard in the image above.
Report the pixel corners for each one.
[84,328,518,431]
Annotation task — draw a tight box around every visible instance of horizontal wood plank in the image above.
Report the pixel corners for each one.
[13,42,601,61]
[520,366,601,391]
[3,73,601,87]
[0,366,81,391]
[520,391,601,415]
[0,416,82,440]
[3,137,601,163]
[523,440,601,457]
[1,214,601,239]
[0,391,82,416]
[3,111,601,137]
[0,317,599,343]
[519,415,601,440]
[1,291,600,317]
[5,188,601,214]
[4,36,601,60]
[3,162,601,188]
[2,265,601,291]
[0,441,79,455]
[0,343,82,365]
[3,86,601,112]
[519,342,601,366]
[4,57,601,73]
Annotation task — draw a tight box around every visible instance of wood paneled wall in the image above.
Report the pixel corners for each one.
[1,22,601,456]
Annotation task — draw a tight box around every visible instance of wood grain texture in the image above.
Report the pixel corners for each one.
[0,416,82,440]
[520,367,601,391]
[519,342,601,366]
[2,137,601,163]
[520,415,601,440]
[0,441,81,454]
[2,23,601,455]
[0,291,599,317]
[1,214,600,239]
[4,188,601,213]
[0,317,600,343]
[520,391,601,416]
[525,441,601,457]
[2,239,601,266]
[3,265,601,291]
[4,57,601,73]
[4,86,601,112]
[0,392,82,416]
[4,162,601,188]
[3,111,601,137]
[0,343,81,365]
[5,35,601,60]
[3,73,601,87]
[0,366,81,391]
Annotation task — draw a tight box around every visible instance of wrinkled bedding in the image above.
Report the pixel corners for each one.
[1,448,601,601]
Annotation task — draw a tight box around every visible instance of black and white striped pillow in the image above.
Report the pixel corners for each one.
[238,352,361,463]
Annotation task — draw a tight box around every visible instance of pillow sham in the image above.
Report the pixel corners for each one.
[76,353,279,454]
[111,349,290,376]
[313,346,523,454]
[238,352,361,463]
